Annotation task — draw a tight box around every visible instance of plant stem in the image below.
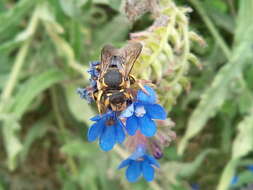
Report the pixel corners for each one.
[0,7,40,112]
[226,0,236,17]
[0,41,30,103]
[189,0,231,59]
[50,87,78,176]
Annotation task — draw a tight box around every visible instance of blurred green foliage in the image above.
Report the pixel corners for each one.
[0,0,253,190]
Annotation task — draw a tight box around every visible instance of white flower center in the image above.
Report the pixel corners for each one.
[135,106,146,117]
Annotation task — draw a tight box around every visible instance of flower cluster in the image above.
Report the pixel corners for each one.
[77,61,100,103]
[78,61,174,182]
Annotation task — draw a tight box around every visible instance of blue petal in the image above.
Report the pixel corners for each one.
[87,68,95,76]
[118,158,132,169]
[115,120,125,143]
[144,155,160,168]
[77,88,93,102]
[120,103,134,118]
[91,111,113,121]
[126,115,138,136]
[145,104,167,120]
[99,126,116,151]
[87,120,105,142]
[77,88,85,98]
[137,86,156,104]
[230,176,238,185]
[126,161,141,182]
[90,115,101,121]
[247,165,253,172]
[90,61,100,67]
[142,160,155,182]
[129,146,146,160]
[139,115,157,137]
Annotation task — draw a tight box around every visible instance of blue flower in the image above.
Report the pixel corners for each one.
[87,111,125,151]
[120,86,166,137]
[89,78,97,88]
[77,61,101,103]
[77,87,93,103]
[87,61,100,78]
[90,61,101,67]
[118,146,160,182]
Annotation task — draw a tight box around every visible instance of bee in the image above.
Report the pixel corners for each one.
[93,42,143,114]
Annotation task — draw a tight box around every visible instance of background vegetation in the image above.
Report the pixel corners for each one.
[0,0,253,189]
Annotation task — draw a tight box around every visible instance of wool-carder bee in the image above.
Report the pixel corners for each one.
[92,42,143,114]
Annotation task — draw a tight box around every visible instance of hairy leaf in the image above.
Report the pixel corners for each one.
[2,119,22,170]
[0,0,36,37]
[178,0,253,155]
[64,84,96,125]
[217,109,253,190]
[10,69,66,118]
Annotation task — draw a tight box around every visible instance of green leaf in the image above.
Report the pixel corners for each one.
[213,2,253,188]
[0,0,36,37]
[2,119,23,170]
[0,74,8,90]
[39,3,88,77]
[108,0,122,11]
[235,170,253,187]
[217,107,253,189]
[59,0,87,18]
[61,139,99,157]
[178,0,253,155]
[207,9,235,34]
[20,117,51,161]
[217,159,238,190]
[0,6,40,53]
[92,15,130,50]
[64,84,96,125]
[232,111,253,160]
[234,0,253,44]
[244,64,253,91]
[93,0,109,4]
[177,149,216,178]
[163,149,216,185]
[204,0,227,13]
[10,68,66,118]
[237,89,253,114]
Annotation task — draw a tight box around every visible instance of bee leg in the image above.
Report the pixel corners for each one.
[92,90,98,101]
[129,74,136,85]
[137,81,149,95]
[129,74,149,94]
[104,97,110,111]
[96,90,104,114]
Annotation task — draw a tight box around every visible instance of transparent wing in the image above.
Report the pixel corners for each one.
[120,42,142,79]
[100,44,119,78]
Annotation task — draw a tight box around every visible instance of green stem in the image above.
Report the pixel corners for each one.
[189,0,231,59]
[0,7,40,112]
[50,87,78,176]
[0,41,30,103]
